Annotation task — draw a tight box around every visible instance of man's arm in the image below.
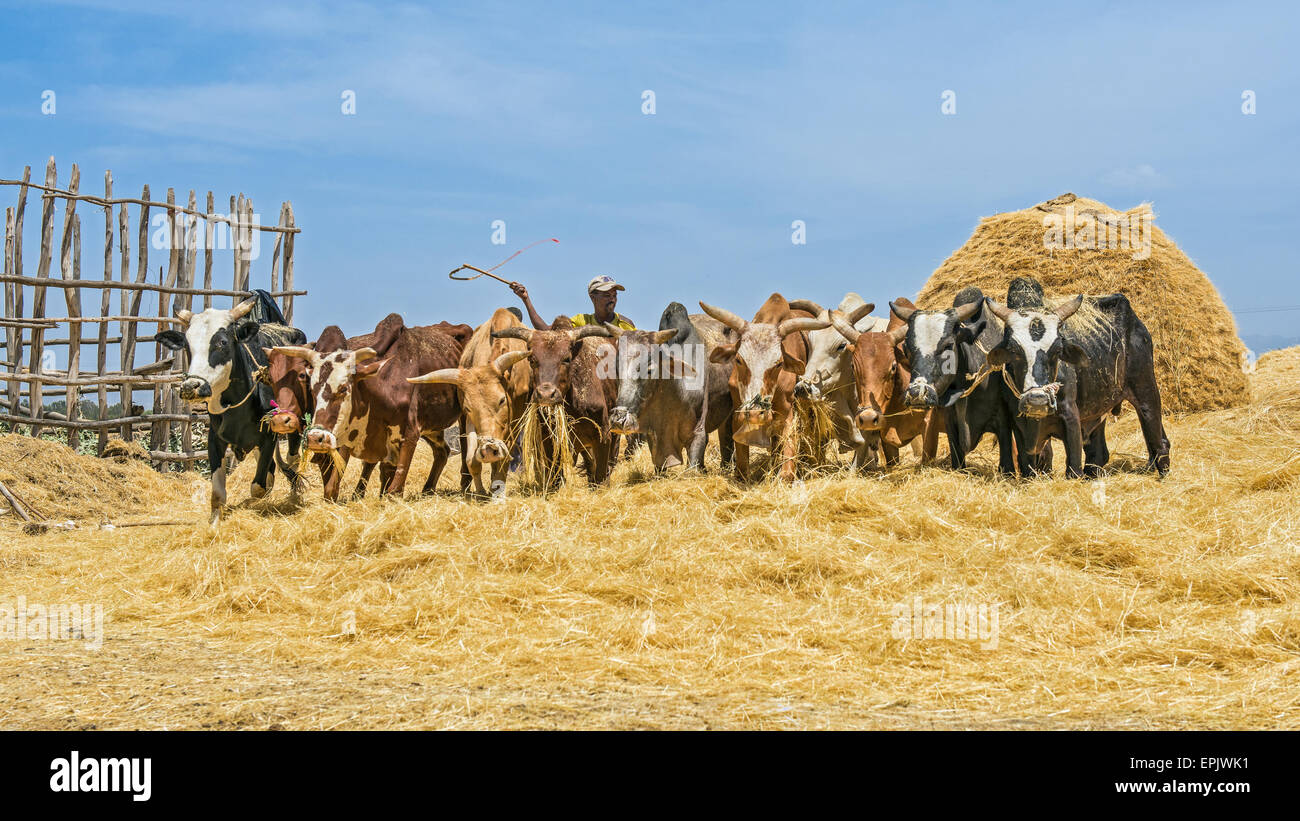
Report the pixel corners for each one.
[510,282,550,330]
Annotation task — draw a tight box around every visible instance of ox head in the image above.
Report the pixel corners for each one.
[260,345,313,434]
[792,295,885,400]
[889,299,983,409]
[603,325,696,435]
[491,325,612,407]
[273,345,389,452]
[699,297,828,443]
[407,350,528,464]
[985,296,1087,419]
[827,307,907,432]
[155,298,258,414]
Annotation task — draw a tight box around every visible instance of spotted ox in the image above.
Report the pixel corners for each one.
[699,294,829,483]
[275,316,463,499]
[826,304,941,468]
[605,301,730,472]
[155,290,306,523]
[791,294,891,470]
[491,322,615,488]
[985,284,1170,478]
[261,315,405,498]
[407,308,532,500]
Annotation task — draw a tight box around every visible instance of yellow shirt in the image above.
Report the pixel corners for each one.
[570,312,635,330]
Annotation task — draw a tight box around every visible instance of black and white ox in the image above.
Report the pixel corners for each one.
[156,291,306,523]
[984,288,1170,478]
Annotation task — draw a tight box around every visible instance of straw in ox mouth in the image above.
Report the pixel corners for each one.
[516,402,577,493]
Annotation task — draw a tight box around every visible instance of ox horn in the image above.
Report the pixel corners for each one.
[1054,294,1084,321]
[176,308,193,325]
[828,310,861,344]
[698,301,747,333]
[652,329,679,344]
[602,322,625,339]
[985,297,1013,322]
[230,297,257,320]
[778,316,830,338]
[407,367,462,386]
[787,299,825,316]
[889,325,908,344]
[845,302,876,325]
[353,346,379,364]
[492,326,534,344]
[272,345,315,361]
[889,300,917,323]
[572,325,613,341]
[953,300,981,322]
[491,349,529,376]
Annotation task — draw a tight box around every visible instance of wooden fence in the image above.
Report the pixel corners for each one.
[1,157,306,468]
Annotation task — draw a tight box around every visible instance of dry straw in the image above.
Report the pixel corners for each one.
[917,193,1250,413]
[516,402,577,492]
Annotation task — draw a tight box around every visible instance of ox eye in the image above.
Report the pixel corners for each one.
[835,342,847,353]
[498,397,507,406]
[297,372,308,381]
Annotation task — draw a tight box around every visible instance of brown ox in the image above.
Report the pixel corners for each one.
[827,299,941,468]
[274,316,463,499]
[407,308,532,499]
[491,321,615,489]
[699,294,828,483]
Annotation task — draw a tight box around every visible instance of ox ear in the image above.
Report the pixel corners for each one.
[986,346,1009,368]
[156,330,188,352]
[407,368,461,387]
[234,320,260,342]
[492,326,534,344]
[889,300,916,323]
[781,349,807,376]
[845,302,875,326]
[1061,339,1090,367]
[956,317,986,344]
[709,341,738,364]
[491,349,529,377]
[651,329,678,345]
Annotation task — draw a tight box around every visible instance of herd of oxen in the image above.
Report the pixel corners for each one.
[154,276,1171,523]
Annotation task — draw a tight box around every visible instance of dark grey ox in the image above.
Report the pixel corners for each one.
[606,302,734,471]
[985,281,1170,478]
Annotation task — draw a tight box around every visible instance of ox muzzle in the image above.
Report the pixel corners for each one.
[903,379,938,408]
[475,437,509,464]
[265,410,300,435]
[855,407,884,431]
[1018,384,1060,419]
[533,383,563,407]
[177,377,212,404]
[304,426,337,452]
[609,406,639,435]
[793,380,822,401]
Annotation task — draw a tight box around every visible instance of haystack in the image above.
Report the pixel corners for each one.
[916,193,1250,413]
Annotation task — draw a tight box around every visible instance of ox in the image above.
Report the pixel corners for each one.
[827,303,941,467]
[274,315,463,498]
[155,290,306,523]
[699,294,828,483]
[792,293,892,470]
[491,322,615,489]
[605,302,732,472]
[985,285,1170,478]
[407,308,532,499]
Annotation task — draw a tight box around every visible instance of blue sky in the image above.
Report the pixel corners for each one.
[2,0,1298,352]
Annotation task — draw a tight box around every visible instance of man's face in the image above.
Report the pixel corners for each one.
[590,288,617,315]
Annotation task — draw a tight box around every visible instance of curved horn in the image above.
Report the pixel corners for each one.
[272,345,315,361]
[1054,294,1084,321]
[652,329,679,344]
[572,325,612,341]
[407,367,461,386]
[353,346,378,364]
[953,301,981,322]
[698,301,747,333]
[985,297,1013,322]
[778,316,830,338]
[828,310,861,344]
[889,300,917,323]
[492,326,533,343]
[845,302,876,326]
[787,299,825,316]
[602,322,624,339]
[230,297,257,320]
[492,349,529,376]
[890,325,908,344]
[176,308,193,325]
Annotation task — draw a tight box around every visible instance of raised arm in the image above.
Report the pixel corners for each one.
[510,282,550,330]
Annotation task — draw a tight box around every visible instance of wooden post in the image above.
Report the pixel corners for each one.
[96,171,113,455]
[10,166,30,417]
[181,189,198,465]
[64,213,83,450]
[152,188,180,461]
[3,208,14,417]
[231,194,242,307]
[30,158,57,438]
[117,201,130,441]
[202,191,214,310]
[120,184,149,442]
[283,202,296,323]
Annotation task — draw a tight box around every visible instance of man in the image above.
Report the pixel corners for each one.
[510,275,636,331]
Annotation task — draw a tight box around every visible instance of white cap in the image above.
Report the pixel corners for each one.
[587,275,625,294]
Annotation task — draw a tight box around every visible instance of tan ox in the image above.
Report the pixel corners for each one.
[407,308,532,499]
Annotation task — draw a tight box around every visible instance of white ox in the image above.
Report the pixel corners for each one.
[791,293,890,471]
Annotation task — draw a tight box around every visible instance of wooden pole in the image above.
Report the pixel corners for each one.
[9,166,29,417]
[120,184,149,442]
[181,189,198,465]
[3,208,14,417]
[203,192,214,310]
[64,210,83,450]
[96,170,113,455]
[117,201,130,440]
[283,201,296,323]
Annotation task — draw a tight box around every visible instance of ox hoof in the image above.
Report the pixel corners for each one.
[208,507,222,526]
[249,483,268,499]
[489,480,507,502]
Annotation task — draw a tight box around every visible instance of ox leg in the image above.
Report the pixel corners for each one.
[250,438,277,499]
[718,416,735,470]
[1061,404,1085,479]
[777,415,799,483]
[283,432,305,496]
[1129,394,1170,477]
[385,417,423,497]
[354,461,379,500]
[1084,423,1110,478]
[323,450,351,502]
[423,437,449,494]
[733,441,750,483]
[882,442,900,467]
[921,409,941,463]
[207,436,229,525]
[458,412,474,494]
[945,409,967,470]
[488,456,508,500]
